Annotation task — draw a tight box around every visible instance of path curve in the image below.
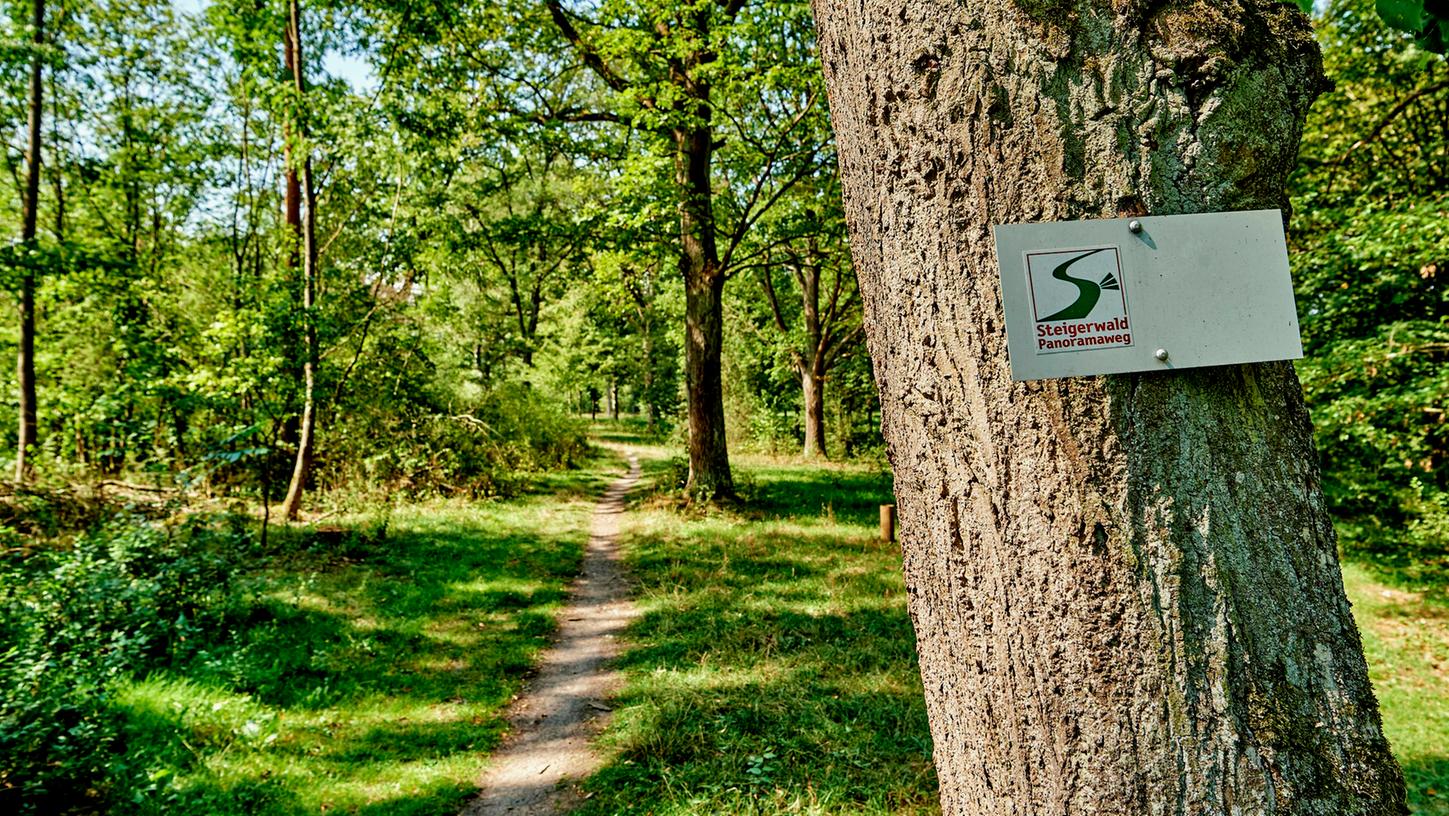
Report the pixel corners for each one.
[460,452,641,816]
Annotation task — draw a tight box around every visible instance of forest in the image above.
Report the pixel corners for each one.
[1,0,1446,814]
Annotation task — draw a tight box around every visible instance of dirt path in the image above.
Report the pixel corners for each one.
[460,452,641,816]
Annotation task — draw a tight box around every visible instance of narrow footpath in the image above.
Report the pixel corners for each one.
[460,452,642,816]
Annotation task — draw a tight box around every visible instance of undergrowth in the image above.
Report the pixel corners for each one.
[0,447,620,815]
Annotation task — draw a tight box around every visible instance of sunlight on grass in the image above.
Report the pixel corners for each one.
[1343,561,1449,815]
[576,452,939,816]
[97,450,627,816]
[83,439,1449,816]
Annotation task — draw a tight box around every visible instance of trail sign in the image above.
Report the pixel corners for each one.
[993,209,1303,381]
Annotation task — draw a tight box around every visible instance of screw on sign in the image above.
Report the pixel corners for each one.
[993,210,1304,381]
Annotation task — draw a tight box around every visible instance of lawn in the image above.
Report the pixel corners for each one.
[1343,562,1449,814]
[575,453,940,816]
[575,448,1449,816]
[0,450,620,816]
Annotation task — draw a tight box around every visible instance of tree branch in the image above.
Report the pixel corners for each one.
[1335,78,1449,166]
[546,0,628,92]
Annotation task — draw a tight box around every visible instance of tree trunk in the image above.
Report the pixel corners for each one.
[801,362,827,459]
[14,0,43,483]
[277,0,303,460]
[641,326,656,428]
[800,249,827,460]
[282,33,302,272]
[677,124,733,498]
[812,1,1406,813]
[281,0,318,522]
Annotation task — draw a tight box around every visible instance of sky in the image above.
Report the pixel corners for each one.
[171,0,378,93]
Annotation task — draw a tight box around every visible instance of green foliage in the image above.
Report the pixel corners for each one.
[0,456,617,814]
[1376,0,1449,52]
[0,515,251,813]
[1293,0,1449,576]
[329,383,591,499]
[0,0,615,507]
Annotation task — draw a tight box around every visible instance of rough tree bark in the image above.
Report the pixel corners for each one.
[812,0,1407,813]
[801,361,826,458]
[280,0,318,522]
[14,0,44,483]
[674,97,733,498]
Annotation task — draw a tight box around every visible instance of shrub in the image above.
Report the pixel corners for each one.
[332,382,590,498]
[0,515,251,813]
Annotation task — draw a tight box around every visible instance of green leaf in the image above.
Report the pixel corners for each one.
[1419,16,1449,53]
[1292,0,1314,14]
[1377,0,1426,32]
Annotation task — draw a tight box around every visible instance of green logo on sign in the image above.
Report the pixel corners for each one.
[1038,247,1121,322]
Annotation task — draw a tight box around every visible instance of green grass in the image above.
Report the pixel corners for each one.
[575,453,939,816]
[574,449,1448,816]
[1343,561,1449,814]
[99,449,625,815]
[19,430,1440,814]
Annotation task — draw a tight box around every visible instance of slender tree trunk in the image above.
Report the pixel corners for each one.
[801,361,827,459]
[677,124,732,498]
[281,0,318,522]
[277,2,303,458]
[813,1,1406,813]
[14,0,44,483]
[640,325,656,428]
[48,67,63,242]
[800,252,827,460]
[282,39,302,272]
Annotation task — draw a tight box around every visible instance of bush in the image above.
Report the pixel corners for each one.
[335,382,590,498]
[0,515,252,813]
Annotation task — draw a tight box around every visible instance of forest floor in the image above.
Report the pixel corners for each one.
[30,434,1445,815]
[64,450,624,816]
[1342,562,1449,813]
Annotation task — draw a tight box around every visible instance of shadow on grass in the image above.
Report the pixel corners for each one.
[743,469,895,527]
[574,457,937,816]
[91,486,607,816]
[1403,755,1449,815]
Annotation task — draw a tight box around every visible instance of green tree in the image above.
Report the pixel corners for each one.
[1293,0,1449,576]
[750,174,862,459]
[279,0,320,520]
[539,0,827,497]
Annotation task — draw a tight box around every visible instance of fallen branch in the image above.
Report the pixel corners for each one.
[95,480,176,494]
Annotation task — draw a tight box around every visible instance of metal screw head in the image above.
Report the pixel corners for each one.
[1154,348,1169,362]
[1129,220,1143,234]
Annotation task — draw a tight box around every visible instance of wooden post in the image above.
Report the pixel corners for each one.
[880,504,896,543]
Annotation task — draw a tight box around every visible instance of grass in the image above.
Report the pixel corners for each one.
[1343,561,1449,814]
[11,423,1443,814]
[94,448,624,815]
[575,453,939,816]
[572,444,1448,816]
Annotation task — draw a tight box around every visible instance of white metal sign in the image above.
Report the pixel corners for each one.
[993,209,1303,381]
